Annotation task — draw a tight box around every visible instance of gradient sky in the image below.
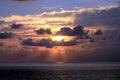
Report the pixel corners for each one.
[0,0,120,63]
[0,0,119,17]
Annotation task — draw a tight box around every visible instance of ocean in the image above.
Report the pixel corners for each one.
[0,63,120,80]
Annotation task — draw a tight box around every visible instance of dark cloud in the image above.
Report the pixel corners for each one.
[0,32,14,39]
[73,25,85,35]
[22,38,77,48]
[74,5,120,27]
[0,20,4,25]
[56,27,74,36]
[11,23,23,29]
[22,25,106,48]
[22,38,54,48]
[35,28,52,35]
[94,29,103,35]
[56,25,90,39]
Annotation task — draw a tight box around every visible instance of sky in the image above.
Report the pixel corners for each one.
[0,0,119,17]
[0,0,120,63]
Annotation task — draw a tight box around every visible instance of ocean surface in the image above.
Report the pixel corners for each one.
[0,63,120,80]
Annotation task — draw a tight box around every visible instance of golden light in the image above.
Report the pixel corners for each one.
[52,36,64,41]
[51,36,73,42]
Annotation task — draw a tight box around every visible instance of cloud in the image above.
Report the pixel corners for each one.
[35,28,52,35]
[22,38,77,48]
[0,32,14,39]
[74,5,120,26]
[1,5,119,29]
[21,25,93,48]
[0,20,4,25]
[56,25,90,39]
[56,27,74,36]
[94,29,103,35]
[1,14,73,30]
[40,10,75,18]
[11,23,23,29]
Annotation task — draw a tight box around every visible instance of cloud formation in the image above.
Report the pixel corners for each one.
[0,32,14,39]
[1,5,119,29]
[0,20,4,25]
[56,25,89,38]
[35,28,52,35]
[11,23,23,29]
[94,29,103,35]
[74,5,120,26]
[22,38,77,48]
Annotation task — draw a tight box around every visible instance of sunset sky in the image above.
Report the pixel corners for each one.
[0,0,120,63]
[0,0,119,17]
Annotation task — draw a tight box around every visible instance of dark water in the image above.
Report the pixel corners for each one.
[0,69,120,80]
[0,63,120,80]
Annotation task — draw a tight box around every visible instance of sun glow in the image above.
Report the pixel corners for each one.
[51,36,73,42]
[52,36,64,41]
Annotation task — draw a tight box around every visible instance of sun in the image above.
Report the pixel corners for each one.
[52,36,64,41]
